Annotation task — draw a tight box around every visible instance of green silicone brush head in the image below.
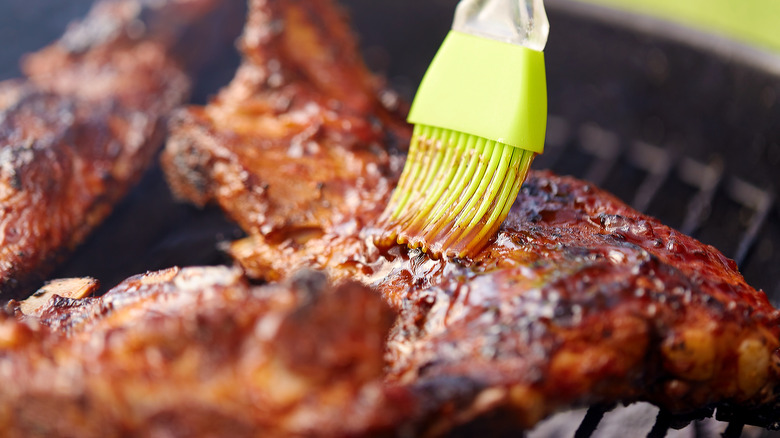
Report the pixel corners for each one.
[376,24,548,259]
[376,124,537,258]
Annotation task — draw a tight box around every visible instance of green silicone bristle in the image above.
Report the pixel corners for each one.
[375,30,546,259]
[377,126,536,259]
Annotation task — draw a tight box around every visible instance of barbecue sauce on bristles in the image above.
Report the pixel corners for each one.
[374,125,535,260]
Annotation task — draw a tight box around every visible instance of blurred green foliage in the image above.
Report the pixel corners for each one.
[579,0,780,52]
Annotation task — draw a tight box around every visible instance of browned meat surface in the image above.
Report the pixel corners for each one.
[1,267,414,437]
[0,0,240,300]
[162,0,780,433]
[380,173,780,430]
[162,0,411,285]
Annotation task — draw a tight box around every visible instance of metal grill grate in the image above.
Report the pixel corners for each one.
[537,115,778,299]
[532,115,780,437]
[528,402,778,437]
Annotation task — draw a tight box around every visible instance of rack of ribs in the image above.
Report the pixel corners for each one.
[0,0,242,300]
[0,0,776,435]
[161,0,780,433]
[3,267,418,436]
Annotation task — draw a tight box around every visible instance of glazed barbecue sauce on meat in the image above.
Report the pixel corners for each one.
[0,0,242,300]
[160,0,780,432]
[3,267,417,436]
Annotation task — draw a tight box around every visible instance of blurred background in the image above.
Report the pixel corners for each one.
[1,1,779,434]
[581,0,780,53]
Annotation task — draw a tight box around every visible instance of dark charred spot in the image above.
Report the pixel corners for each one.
[9,171,22,191]
[412,375,482,409]
[290,269,328,304]
[48,295,88,310]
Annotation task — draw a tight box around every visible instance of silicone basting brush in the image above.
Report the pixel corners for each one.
[376,0,550,258]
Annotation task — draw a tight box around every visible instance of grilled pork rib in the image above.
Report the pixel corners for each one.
[0,0,240,300]
[162,0,780,432]
[2,267,414,437]
[162,0,411,285]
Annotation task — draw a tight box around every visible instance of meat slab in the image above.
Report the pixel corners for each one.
[0,0,775,435]
[2,267,415,437]
[162,0,780,433]
[0,0,240,300]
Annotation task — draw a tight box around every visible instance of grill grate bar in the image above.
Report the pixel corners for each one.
[678,158,725,236]
[561,404,759,438]
[727,178,775,266]
[647,409,672,438]
[734,196,774,266]
[579,124,622,186]
[628,141,676,213]
[573,404,613,438]
[694,419,706,437]
[723,422,745,438]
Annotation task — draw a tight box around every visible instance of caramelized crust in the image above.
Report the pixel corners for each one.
[2,267,413,437]
[382,173,780,429]
[162,0,411,276]
[0,0,239,300]
[162,0,780,432]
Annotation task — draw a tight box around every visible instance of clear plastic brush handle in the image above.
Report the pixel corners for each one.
[453,0,549,51]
